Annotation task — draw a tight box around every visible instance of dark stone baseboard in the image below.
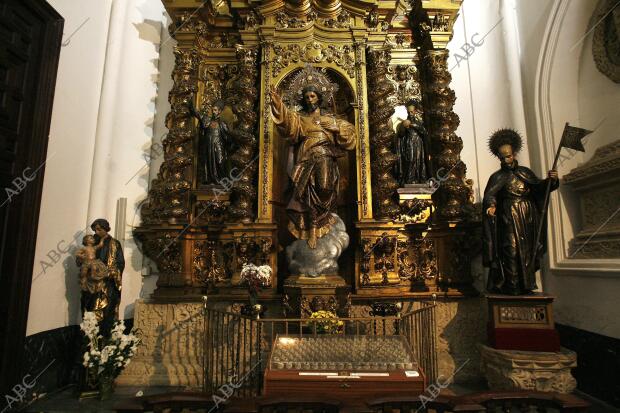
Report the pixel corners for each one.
[20,319,135,405]
[21,325,81,405]
[556,323,620,408]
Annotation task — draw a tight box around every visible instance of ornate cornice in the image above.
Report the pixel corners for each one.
[563,140,620,186]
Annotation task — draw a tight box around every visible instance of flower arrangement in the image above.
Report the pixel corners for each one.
[80,312,140,398]
[309,310,344,334]
[240,264,272,295]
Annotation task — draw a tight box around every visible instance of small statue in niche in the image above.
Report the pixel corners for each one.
[483,129,559,295]
[394,99,429,186]
[76,219,125,335]
[188,98,231,186]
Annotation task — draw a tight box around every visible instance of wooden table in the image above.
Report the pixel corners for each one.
[263,369,426,401]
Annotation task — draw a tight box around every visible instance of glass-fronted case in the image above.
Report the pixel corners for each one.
[269,335,418,372]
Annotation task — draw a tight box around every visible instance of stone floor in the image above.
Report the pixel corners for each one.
[22,384,619,413]
[22,385,187,413]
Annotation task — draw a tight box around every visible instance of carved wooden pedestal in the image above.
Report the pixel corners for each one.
[283,275,350,318]
[116,300,204,388]
[487,294,560,352]
[480,344,577,393]
[397,184,434,223]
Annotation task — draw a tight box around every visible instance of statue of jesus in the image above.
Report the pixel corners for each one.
[269,85,357,249]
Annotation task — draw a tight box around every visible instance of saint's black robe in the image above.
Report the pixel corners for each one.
[395,118,428,185]
[482,162,558,295]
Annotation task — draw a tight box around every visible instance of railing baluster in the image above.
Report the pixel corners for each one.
[242,317,247,398]
[270,321,274,352]
[257,318,262,395]
[226,314,231,385]
[202,304,437,396]
[249,316,253,395]
[220,312,224,389]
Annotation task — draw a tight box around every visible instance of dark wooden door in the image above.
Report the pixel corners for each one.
[0,0,63,394]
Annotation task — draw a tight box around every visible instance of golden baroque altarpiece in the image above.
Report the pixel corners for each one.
[135,0,480,306]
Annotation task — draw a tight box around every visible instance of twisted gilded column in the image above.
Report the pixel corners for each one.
[140,46,195,224]
[420,50,471,221]
[229,46,259,222]
[367,47,400,220]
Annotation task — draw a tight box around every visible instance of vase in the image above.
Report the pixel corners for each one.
[249,290,257,307]
[98,375,115,400]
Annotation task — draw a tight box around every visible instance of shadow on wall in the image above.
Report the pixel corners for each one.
[129,7,170,301]
[63,249,82,326]
[438,298,487,386]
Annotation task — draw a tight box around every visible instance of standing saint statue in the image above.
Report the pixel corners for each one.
[188,99,231,185]
[76,219,124,335]
[76,235,108,319]
[483,129,559,295]
[269,84,357,249]
[395,100,428,185]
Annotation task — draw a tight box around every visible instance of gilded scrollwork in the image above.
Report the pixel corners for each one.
[224,234,273,281]
[360,238,372,286]
[228,46,259,221]
[318,10,352,28]
[397,237,437,283]
[373,234,397,285]
[387,65,422,106]
[204,33,241,49]
[429,12,452,32]
[367,10,379,29]
[300,296,337,317]
[271,42,356,79]
[398,198,433,223]
[193,240,227,286]
[141,46,196,225]
[261,42,273,218]
[354,41,369,216]
[134,231,182,288]
[194,200,229,225]
[168,11,203,34]
[275,10,308,29]
[359,233,400,286]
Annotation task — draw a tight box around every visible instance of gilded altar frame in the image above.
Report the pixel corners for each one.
[135,0,480,301]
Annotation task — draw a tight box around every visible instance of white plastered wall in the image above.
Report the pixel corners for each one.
[27,0,172,335]
[533,0,620,339]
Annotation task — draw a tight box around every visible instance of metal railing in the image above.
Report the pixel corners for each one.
[400,302,438,383]
[202,300,437,396]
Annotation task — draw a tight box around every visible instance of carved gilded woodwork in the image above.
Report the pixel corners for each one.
[418,50,473,221]
[271,42,356,79]
[136,0,472,299]
[134,231,183,288]
[367,47,400,220]
[193,240,227,285]
[397,237,437,283]
[229,46,260,222]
